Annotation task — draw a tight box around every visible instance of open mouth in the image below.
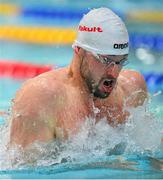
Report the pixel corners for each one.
[103,79,115,87]
[102,78,116,88]
[93,78,116,98]
[97,78,116,94]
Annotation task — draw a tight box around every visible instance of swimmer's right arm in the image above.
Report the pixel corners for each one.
[10,78,60,148]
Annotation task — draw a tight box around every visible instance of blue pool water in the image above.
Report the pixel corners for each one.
[0,155,163,179]
[0,0,163,179]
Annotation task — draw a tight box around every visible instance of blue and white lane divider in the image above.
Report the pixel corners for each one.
[143,72,163,92]
[0,61,163,92]
[130,33,163,51]
[21,7,163,50]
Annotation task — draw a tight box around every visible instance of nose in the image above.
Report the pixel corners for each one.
[106,62,120,78]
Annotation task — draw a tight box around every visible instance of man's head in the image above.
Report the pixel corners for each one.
[72,8,129,99]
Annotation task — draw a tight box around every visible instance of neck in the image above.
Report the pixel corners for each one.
[68,53,95,113]
[68,53,88,92]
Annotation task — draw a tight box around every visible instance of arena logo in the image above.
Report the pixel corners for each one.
[113,43,128,49]
[79,25,103,32]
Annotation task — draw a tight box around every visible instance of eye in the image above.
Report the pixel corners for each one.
[116,59,129,66]
[102,57,112,64]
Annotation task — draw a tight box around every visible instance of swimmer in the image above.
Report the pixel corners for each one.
[10,8,147,148]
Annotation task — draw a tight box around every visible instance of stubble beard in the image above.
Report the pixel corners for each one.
[80,65,109,99]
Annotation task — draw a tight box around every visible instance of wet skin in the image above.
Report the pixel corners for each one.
[10,48,147,147]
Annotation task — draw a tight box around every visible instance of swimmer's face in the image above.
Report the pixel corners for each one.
[80,50,128,98]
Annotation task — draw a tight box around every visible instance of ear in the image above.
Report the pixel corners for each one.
[74,46,80,54]
[74,47,85,60]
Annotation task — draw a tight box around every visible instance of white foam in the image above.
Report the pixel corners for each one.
[0,99,162,170]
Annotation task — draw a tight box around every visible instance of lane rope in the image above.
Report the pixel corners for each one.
[127,10,163,23]
[0,60,162,92]
[0,25,163,50]
[0,3,163,23]
[0,26,76,45]
[0,60,53,79]
[0,3,20,15]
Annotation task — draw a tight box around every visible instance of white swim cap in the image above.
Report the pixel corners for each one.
[72,7,129,55]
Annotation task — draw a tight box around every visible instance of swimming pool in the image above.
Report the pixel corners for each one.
[0,86,162,179]
[0,0,163,179]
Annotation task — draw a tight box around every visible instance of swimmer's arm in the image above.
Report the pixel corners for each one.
[10,79,59,148]
[120,70,148,107]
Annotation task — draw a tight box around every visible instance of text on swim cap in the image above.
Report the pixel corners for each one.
[113,43,128,49]
[79,25,103,32]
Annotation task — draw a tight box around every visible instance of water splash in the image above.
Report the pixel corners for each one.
[0,100,162,170]
[124,105,162,154]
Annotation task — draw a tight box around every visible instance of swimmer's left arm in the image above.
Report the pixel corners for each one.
[9,78,57,148]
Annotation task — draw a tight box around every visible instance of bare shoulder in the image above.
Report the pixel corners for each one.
[118,69,148,107]
[10,69,67,147]
[119,69,147,92]
[13,69,68,115]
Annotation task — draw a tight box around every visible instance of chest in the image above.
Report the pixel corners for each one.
[55,89,91,138]
[55,86,127,138]
[93,88,128,125]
